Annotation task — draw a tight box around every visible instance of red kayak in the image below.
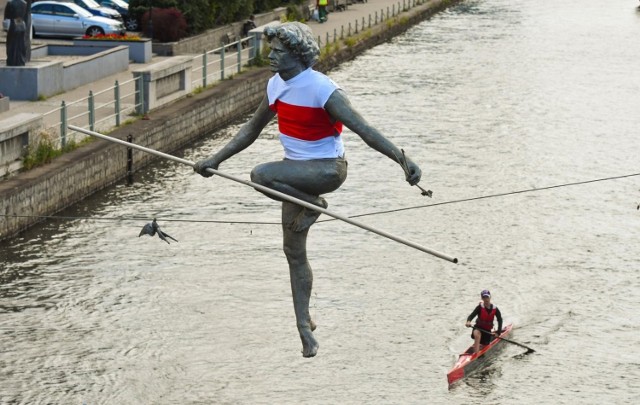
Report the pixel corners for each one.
[447,323,513,387]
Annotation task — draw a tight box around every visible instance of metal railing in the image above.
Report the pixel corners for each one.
[191,36,258,89]
[43,76,142,149]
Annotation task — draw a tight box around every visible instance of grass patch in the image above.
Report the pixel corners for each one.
[22,129,95,170]
[23,131,68,170]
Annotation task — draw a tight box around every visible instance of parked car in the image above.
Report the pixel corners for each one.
[99,0,138,31]
[28,1,125,37]
[67,0,122,22]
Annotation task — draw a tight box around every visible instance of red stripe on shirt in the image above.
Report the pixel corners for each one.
[270,100,343,141]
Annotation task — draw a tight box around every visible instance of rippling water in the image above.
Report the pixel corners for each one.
[2,1,640,403]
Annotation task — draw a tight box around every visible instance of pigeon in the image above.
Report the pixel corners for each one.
[138,218,178,244]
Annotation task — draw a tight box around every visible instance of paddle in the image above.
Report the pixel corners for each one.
[472,325,536,354]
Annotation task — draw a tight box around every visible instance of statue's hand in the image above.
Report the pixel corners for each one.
[193,156,220,178]
[403,158,422,186]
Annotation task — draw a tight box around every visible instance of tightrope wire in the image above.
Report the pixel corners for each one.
[2,172,639,225]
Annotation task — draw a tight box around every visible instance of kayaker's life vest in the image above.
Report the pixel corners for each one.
[475,302,497,331]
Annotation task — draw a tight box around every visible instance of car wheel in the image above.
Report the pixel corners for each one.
[86,26,105,37]
[125,18,138,31]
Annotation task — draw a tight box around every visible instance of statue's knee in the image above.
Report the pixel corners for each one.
[250,164,271,187]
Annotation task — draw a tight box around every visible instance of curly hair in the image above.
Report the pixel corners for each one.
[263,22,320,68]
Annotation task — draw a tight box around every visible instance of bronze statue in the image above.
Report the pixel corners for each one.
[194,22,422,358]
[4,0,28,66]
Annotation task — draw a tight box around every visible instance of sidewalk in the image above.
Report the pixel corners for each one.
[0,0,420,135]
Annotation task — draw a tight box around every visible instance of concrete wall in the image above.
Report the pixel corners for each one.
[0,61,63,100]
[72,39,153,63]
[0,113,42,175]
[0,45,129,100]
[0,0,462,241]
[58,46,129,92]
[133,56,193,113]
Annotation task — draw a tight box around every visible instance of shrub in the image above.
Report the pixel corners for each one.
[128,0,177,24]
[141,8,188,42]
[179,0,216,35]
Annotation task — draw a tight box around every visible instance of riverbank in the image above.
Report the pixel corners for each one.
[0,0,462,241]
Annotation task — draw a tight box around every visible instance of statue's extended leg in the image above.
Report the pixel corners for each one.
[282,201,318,358]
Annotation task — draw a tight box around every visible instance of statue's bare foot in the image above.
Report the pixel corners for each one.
[290,198,327,233]
[299,328,319,358]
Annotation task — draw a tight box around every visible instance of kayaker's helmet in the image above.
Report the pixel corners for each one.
[481,290,491,298]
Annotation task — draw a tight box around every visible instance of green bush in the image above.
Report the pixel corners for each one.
[179,0,215,34]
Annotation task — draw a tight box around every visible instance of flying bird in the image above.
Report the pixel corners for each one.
[138,218,178,244]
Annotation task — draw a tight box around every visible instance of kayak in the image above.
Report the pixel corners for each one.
[447,323,514,387]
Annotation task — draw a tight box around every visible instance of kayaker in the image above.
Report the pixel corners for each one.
[194,22,422,358]
[465,290,503,353]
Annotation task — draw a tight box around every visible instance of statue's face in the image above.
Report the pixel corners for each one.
[268,38,303,78]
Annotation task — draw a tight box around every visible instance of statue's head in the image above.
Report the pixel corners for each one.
[263,22,320,68]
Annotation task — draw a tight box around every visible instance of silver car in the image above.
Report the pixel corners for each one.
[4,1,125,37]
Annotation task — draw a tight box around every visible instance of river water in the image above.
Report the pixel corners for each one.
[1,0,640,403]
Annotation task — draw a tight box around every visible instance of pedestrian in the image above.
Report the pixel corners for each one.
[465,290,503,353]
[317,0,328,23]
[242,14,257,37]
[194,22,422,358]
[241,14,257,48]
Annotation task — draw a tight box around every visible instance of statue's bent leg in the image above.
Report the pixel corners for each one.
[251,158,347,233]
[282,201,318,357]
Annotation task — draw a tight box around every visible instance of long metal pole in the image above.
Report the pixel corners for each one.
[69,125,458,263]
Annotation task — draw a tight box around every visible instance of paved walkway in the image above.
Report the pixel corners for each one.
[0,0,421,133]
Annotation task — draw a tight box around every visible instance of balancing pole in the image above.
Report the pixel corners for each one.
[69,125,458,263]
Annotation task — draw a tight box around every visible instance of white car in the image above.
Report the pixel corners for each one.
[4,1,125,37]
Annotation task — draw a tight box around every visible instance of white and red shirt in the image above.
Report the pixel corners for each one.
[267,68,345,160]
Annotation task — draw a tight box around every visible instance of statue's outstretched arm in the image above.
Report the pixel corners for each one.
[194,95,275,177]
[324,90,422,185]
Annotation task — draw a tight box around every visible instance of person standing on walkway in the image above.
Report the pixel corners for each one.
[194,22,422,358]
[242,14,257,37]
[465,290,503,353]
[317,0,328,23]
